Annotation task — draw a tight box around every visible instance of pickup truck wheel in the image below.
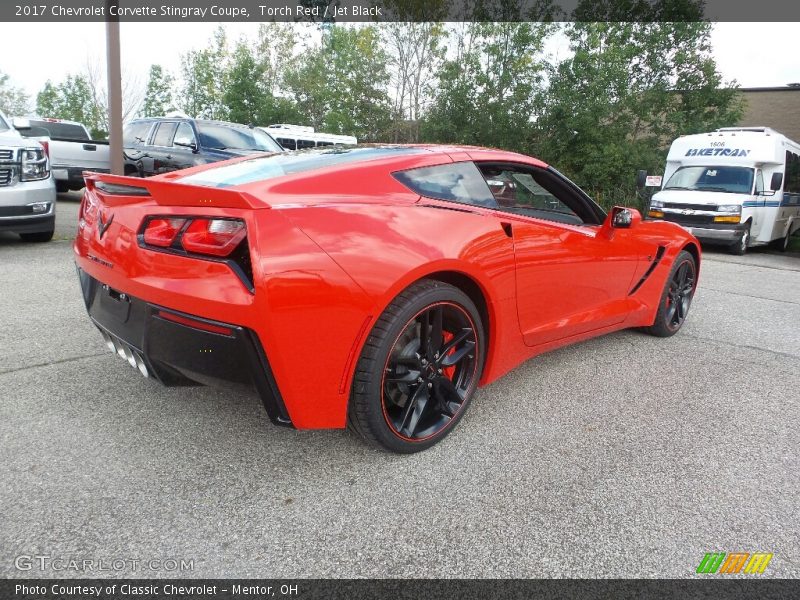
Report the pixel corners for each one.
[56,182,69,194]
[20,229,54,243]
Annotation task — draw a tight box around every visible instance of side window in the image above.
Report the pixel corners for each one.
[276,137,296,150]
[754,169,764,194]
[173,122,196,147]
[478,164,584,225]
[297,139,316,150]
[151,122,178,147]
[393,162,497,208]
[123,122,151,146]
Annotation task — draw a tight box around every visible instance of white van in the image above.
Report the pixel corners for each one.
[647,127,800,255]
[261,124,357,150]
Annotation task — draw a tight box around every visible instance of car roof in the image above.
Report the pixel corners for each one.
[131,117,256,130]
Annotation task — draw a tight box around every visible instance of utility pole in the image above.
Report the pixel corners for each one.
[105,0,123,175]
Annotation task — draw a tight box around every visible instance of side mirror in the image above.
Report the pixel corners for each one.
[600,206,641,239]
[770,172,783,192]
[636,169,648,190]
[612,206,641,229]
[12,117,31,130]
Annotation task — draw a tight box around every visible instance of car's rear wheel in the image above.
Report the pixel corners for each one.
[644,250,697,338]
[348,280,484,453]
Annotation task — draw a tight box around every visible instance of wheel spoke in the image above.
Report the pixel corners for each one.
[439,327,472,359]
[428,306,443,359]
[433,376,463,416]
[665,302,677,325]
[385,368,421,384]
[402,387,430,437]
[440,340,476,367]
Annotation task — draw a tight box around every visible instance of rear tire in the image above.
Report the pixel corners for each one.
[643,250,697,338]
[348,280,485,453]
[20,228,54,243]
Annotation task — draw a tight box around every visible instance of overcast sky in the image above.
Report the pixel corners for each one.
[1,22,798,100]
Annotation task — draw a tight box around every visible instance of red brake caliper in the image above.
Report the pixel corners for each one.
[442,331,456,380]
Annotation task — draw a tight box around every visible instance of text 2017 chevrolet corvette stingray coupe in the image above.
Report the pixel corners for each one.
[74,145,699,452]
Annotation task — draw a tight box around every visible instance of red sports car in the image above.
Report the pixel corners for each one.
[74,146,699,453]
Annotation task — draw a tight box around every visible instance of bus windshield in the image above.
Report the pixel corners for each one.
[664,166,754,194]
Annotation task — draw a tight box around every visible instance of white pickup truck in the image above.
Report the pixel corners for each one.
[0,110,57,242]
[14,117,110,193]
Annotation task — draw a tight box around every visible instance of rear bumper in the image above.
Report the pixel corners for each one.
[53,166,110,187]
[77,267,293,428]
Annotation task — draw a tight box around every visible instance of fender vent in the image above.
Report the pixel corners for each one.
[629,246,666,295]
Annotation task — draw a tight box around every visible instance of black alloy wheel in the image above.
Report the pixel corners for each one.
[643,250,697,338]
[381,302,478,441]
[348,280,484,453]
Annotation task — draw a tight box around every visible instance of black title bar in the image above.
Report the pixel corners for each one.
[2,0,800,22]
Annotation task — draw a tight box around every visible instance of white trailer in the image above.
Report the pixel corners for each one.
[647,127,800,254]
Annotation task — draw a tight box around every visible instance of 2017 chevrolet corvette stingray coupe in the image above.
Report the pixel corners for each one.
[74,145,699,452]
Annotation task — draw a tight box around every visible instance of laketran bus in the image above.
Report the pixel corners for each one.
[646,127,800,255]
[260,124,357,150]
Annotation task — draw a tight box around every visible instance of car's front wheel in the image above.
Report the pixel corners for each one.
[348,280,485,453]
[644,250,697,337]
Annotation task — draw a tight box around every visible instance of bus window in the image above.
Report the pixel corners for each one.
[297,139,316,150]
[276,138,296,150]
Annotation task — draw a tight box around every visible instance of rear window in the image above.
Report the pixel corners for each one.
[179,146,427,188]
[124,121,152,146]
[393,162,497,208]
[29,120,90,140]
[197,123,283,153]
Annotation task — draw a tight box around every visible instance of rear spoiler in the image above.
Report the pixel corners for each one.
[83,172,269,210]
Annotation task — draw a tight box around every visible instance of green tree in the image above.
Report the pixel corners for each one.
[142,64,174,117]
[35,75,105,137]
[422,22,552,149]
[536,6,743,208]
[180,26,229,119]
[285,25,392,141]
[0,71,30,115]
[223,41,266,125]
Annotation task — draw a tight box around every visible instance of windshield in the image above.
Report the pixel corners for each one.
[196,123,282,152]
[664,166,754,194]
[0,114,8,131]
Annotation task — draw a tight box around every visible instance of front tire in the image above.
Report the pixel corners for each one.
[729,223,750,256]
[348,280,485,453]
[643,250,697,338]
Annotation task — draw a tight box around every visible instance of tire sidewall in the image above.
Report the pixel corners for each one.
[649,250,696,337]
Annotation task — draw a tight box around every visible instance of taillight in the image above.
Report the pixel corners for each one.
[141,217,246,257]
[143,218,187,248]
[181,218,247,256]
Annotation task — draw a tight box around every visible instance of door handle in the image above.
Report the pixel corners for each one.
[83,144,97,151]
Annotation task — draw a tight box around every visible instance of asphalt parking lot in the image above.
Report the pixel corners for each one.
[1,194,798,579]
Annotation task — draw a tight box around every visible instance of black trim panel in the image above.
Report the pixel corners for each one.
[629,245,665,295]
[77,267,293,427]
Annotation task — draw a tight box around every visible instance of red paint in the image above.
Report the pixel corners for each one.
[75,146,700,430]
